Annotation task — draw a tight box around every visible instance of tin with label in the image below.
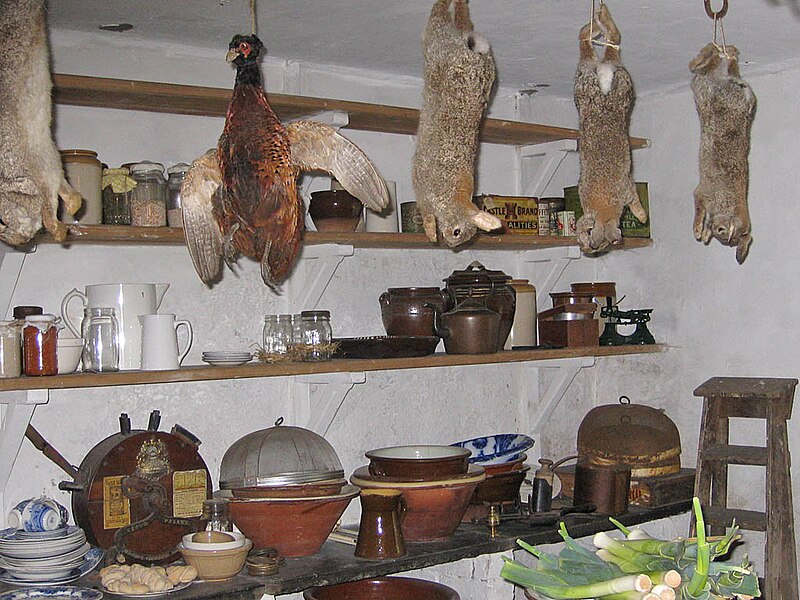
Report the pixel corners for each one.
[537,201,550,236]
[477,195,539,235]
[557,211,576,237]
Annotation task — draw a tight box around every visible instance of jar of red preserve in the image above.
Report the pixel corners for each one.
[23,314,59,376]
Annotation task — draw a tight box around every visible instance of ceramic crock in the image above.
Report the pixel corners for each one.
[442,261,515,350]
[379,287,448,337]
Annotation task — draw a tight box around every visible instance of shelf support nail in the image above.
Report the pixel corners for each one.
[291,372,366,435]
[0,389,50,495]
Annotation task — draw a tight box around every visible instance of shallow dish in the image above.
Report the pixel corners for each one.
[202,357,252,367]
[450,433,534,464]
[303,576,460,600]
[102,580,193,597]
[0,548,103,587]
[0,587,103,600]
[332,336,439,359]
[365,445,471,479]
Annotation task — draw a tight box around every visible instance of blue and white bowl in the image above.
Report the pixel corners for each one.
[451,434,535,465]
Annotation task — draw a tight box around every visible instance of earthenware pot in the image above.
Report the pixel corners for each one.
[309,190,363,232]
[379,287,448,337]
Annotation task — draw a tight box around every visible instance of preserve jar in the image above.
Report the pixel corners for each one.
[0,320,21,378]
[299,310,333,362]
[166,163,190,228]
[81,307,120,372]
[101,167,135,225]
[61,149,102,224]
[262,314,294,357]
[201,498,233,532]
[130,161,167,226]
[23,314,59,376]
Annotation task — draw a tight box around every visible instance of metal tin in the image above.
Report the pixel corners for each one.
[537,201,550,236]
[573,460,631,515]
[478,195,539,235]
[557,211,576,236]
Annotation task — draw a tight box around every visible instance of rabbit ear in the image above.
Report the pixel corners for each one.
[470,210,501,232]
[689,44,718,74]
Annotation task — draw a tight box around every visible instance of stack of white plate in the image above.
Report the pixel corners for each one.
[202,351,253,366]
[0,527,103,586]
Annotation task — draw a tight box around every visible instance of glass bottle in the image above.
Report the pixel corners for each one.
[166,163,190,228]
[81,307,120,372]
[129,161,167,227]
[531,458,555,512]
[0,321,21,378]
[201,498,232,532]
[23,315,59,376]
[101,167,136,225]
[299,310,333,362]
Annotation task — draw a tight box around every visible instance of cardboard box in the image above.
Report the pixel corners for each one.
[563,182,650,238]
[476,195,539,235]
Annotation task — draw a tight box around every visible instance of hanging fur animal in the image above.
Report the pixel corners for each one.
[689,43,756,264]
[411,0,501,247]
[0,0,81,246]
[574,3,647,254]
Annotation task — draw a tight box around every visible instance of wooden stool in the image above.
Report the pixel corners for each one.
[693,377,798,600]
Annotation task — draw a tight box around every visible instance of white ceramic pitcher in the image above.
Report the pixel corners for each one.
[139,314,193,371]
[61,283,169,370]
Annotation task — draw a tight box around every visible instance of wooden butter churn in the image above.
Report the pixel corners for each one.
[26,410,211,565]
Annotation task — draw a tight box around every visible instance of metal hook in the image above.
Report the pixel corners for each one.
[704,0,728,20]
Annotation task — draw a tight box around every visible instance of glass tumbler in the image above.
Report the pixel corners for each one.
[81,307,119,372]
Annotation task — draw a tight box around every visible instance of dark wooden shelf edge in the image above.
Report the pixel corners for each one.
[35,226,653,252]
[52,74,649,148]
[0,345,667,392]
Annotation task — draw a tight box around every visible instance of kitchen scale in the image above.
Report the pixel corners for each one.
[599,305,655,346]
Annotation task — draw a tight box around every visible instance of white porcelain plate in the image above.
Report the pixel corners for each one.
[101,580,192,597]
[0,587,103,600]
[201,357,252,366]
[0,548,103,587]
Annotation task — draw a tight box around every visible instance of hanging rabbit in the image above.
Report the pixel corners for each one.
[689,42,756,264]
[412,0,501,247]
[574,3,647,254]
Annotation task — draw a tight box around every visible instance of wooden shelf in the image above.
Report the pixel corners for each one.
[52,74,649,148]
[38,225,653,251]
[0,345,664,392]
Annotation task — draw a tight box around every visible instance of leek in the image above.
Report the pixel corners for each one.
[686,498,710,597]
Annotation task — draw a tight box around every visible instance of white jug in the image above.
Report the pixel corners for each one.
[139,314,193,371]
[61,283,169,370]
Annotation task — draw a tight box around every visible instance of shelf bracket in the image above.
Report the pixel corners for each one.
[286,244,354,312]
[0,246,30,319]
[520,357,595,460]
[0,389,50,495]
[518,246,582,307]
[516,139,577,197]
[290,372,366,435]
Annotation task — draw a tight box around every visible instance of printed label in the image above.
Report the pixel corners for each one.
[173,469,207,518]
[103,475,131,530]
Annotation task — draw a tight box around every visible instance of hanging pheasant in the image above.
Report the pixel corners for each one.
[181,34,389,287]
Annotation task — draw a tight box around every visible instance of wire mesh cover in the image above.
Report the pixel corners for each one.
[219,424,344,489]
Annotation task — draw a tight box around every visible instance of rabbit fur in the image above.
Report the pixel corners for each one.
[690,43,756,264]
[0,0,80,246]
[574,3,646,254]
[412,0,501,247]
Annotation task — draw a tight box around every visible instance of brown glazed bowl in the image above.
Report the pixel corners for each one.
[481,453,527,475]
[228,485,359,557]
[470,465,530,505]
[351,470,485,541]
[365,445,471,479]
[303,576,460,600]
[230,478,347,499]
[309,190,363,232]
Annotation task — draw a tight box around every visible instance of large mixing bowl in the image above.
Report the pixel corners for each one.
[304,576,461,600]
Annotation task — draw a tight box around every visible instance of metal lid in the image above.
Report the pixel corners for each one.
[219,419,344,489]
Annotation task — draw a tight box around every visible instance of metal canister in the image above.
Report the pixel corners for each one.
[557,211,576,237]
[537,199,550,236]
[573,460,631,515]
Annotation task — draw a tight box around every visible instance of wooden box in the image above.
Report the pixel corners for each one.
[538,318,599,348]
[555,465,696,508]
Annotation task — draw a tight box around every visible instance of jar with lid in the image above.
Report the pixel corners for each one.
[130,161,167,227]
[101,167,136,225]
[299,310,333,362]
[262,314,294,357]
[61,149,102,224]
[81,307,119,372]
[22,314,59,376]
[201,498,232,532]
[166,163,190,228]
[0,321,21,378]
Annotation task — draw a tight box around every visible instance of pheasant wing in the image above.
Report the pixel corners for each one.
[181,149,224,284]
[286,120,390,211]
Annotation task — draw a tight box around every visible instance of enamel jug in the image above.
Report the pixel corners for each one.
[139,313,193,371]
[61,283,169,370]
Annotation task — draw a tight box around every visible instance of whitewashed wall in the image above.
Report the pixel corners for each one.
[5,24,797,598]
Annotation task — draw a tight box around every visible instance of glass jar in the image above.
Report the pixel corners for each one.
[262,314,294,356]
[61,149,102,224]
[23,314,59,376]
[101,167,136,225]
[130,161,167,227]
[0,321,21,378]
[166,163,190,228]
[299,310,333,362]
[81,307,119,372]
[201,498,232,532]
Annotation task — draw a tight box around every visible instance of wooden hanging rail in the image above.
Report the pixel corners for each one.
[52,74,649,148]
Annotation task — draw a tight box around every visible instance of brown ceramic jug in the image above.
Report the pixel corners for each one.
[427,298,500,355]
[354,489,406,560]
[379,287,448,337]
